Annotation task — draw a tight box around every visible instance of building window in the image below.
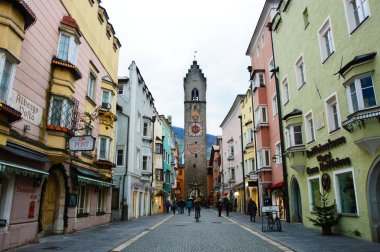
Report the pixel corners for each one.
[305,112,315,143]
[0,51,16,104]
[136,148,140,170]
[101,89,113,110]
[334,169,358,215]
[77,185,88,215]
[137,114,141,133]
[272,94,278,116]
[249,128,254,143]
[116,146,124,166]
[142,156,148,170]
[118,84,124,95]
[282,77,290,105]
[257,149,270,169]
[325,94,341,133]
[98,137,111,161]
[191,88,199,101]
[303,7,309,28]
[155,143,162,154]
[308,176,320,211]
[87,72,96,100]
[318,18,335,62]
[269,58,274,78]
[156,169,163,181]
[285,124,303,148]
[48,96,72,129]
[143,121,149,137]
[344,0,370,33]
[57,32,78,65]
[231,168,235,180]
[275,142,282,164]
[250,158,255,172]
[295,56,306,88]
[254,106,268,127]
[346,75,376,114]
[97,188,104,213]
[228,145,234,157]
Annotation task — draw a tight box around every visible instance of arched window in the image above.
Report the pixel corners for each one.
[191,88,199,101]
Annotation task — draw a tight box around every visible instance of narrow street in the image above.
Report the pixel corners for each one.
[11,209,380,252]
[12,209,284,252]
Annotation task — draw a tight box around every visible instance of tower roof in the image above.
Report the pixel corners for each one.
[184,60,207,83]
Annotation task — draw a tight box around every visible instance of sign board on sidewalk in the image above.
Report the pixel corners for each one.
[69,135,96,151]
[261,205,280,213]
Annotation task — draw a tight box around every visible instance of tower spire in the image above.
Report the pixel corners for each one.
[194,50,197,61]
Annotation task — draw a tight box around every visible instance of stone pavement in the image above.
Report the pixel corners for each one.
[225,210,380,252]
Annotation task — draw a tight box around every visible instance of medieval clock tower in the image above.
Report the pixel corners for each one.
[183,60,207,199]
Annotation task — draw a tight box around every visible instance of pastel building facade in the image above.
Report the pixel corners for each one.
[220,95,245,212]
[0,0,121,250]
[246,0,284,217]
[152,112,164,214]
[272,0,380,241]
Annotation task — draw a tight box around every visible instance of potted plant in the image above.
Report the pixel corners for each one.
[308,190,340,235]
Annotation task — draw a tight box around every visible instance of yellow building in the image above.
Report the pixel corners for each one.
[241,89,258,210]
[0,0,120,250]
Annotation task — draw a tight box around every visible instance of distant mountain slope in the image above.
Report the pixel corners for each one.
[172,126,216,162]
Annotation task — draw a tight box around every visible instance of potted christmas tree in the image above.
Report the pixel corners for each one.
[308,190,340,235]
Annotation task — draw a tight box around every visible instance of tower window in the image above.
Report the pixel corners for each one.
[195,154,198,158]
[191,88,199,101]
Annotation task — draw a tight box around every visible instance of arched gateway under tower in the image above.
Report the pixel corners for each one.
[183,60,208,200]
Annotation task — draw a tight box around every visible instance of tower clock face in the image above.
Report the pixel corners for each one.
[188,122,203,137]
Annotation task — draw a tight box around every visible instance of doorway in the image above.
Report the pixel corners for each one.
[368,157,380,242]
[291,177,302,223]
[40,174,58,235]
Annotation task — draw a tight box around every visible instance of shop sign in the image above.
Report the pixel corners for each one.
[16,186,36,194]
[69,135,96,151]
[12,90,43,126]
[249,174,258,180]
[306,136,346,158]
[262,205,280,213]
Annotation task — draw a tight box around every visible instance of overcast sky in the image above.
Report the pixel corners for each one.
[102,0,265,136]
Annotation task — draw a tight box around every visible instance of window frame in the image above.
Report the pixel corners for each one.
[308,175,321,212]
[97,188,104,213]
[0,51,17,104]
[257,148,270,169]
[48,95,73,129]
[295,55,307,89]
[272,93,278,117]
[116,145,124,167]
[98,136,111,161]
[345,74,377,114]
[57,31,79,65]
[275,142,282,164]
[325,92,341,134]
[101,89,113,111]
[281,76,290,105]
[118,84,124,95]
[333,168,359,216]
[343,0,370,35]
[77,184,89,215]
[285,124,303,148]
[318,17,335,63]
[142,155,148,171]
[254,106,268,127]
[87,72,97,101]
[304,111,315,144]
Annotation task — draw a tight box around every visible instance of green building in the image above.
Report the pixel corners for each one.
[272,0,380,241]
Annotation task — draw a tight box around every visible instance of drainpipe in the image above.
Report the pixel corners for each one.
[248,68,261,216]
[268,21,290,223]
[121,115,130,221]
[150,115,156,216]
[238,115,246,213]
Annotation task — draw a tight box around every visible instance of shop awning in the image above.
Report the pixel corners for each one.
[268,182,284,190]
[0,160,49,178]
[77,175,114,187]
[2,144,50,162]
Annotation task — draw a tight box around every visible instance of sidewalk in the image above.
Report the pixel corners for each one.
[226,211,380,252]
[9,214,170,252]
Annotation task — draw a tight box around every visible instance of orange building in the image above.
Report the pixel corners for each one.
[176,164,185,200]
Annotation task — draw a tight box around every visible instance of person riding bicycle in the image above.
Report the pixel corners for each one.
[194,197,201,221]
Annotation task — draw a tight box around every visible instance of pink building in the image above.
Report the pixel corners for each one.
[245,0,285,219]
[0,0,121,250]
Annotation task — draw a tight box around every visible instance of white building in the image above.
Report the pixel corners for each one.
[114,61,155,220]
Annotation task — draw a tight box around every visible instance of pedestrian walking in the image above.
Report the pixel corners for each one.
[247,198,257,222]
[165,200,171,214]
[172,200,177,214]
[224,198,230,217]
[217,199,223,217]
[186,199,193,216]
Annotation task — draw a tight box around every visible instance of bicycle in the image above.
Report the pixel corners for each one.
[195,209,201,222]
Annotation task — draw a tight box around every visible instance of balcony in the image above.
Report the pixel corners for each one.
[286,145,307,173]
[228,177,236,183]
[227,155,234,161]
[342,106,380,155]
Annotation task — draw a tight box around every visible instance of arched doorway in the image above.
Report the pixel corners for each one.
[291,177,302,223]
[40,168,66,236]
[367,156,380,242]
